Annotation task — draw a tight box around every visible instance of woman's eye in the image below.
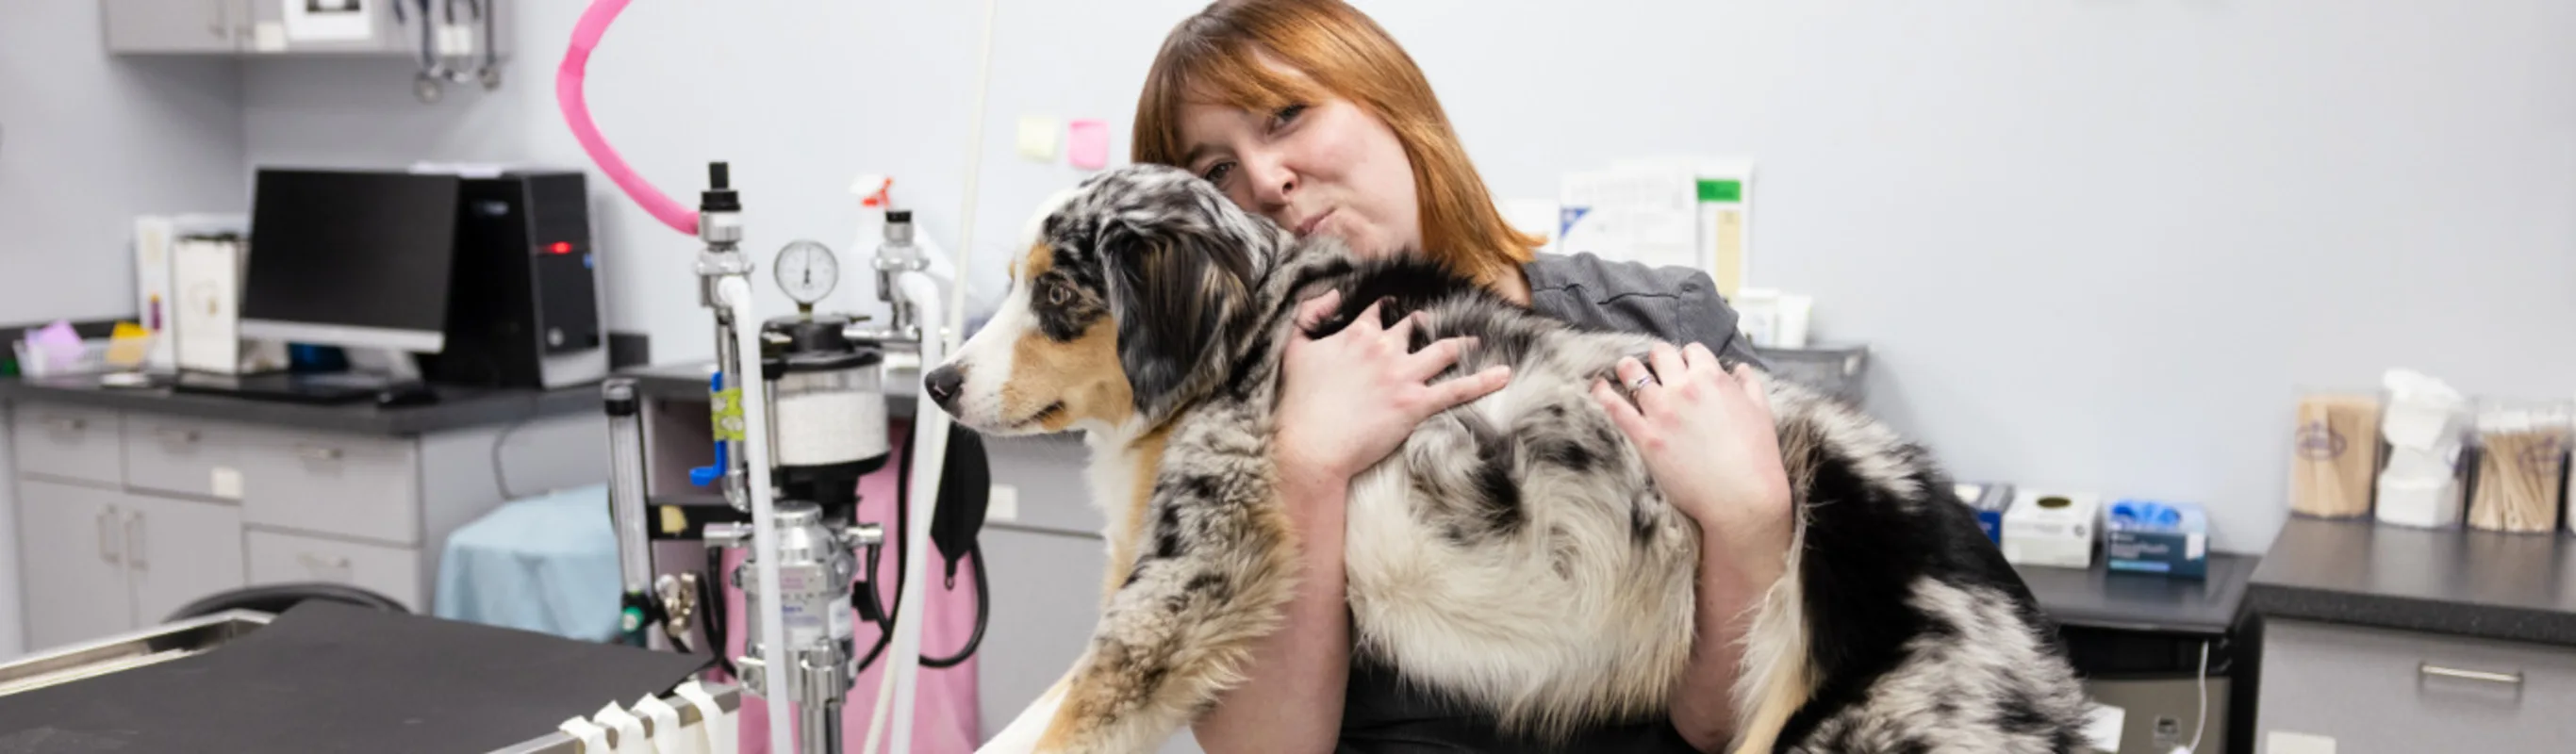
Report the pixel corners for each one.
[1274,104,1307,125]
[1046,284,1072,305]
[1201,162,1235,186]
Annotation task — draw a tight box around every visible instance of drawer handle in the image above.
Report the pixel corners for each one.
[97,508,120,566]
[2420,663,2523,686]
[298,552,355,581]
[297,445,344,462]
[157,428,200,444]
[44,417,86,433]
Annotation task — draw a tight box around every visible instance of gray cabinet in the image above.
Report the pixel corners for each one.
[8,399,602,653]
[102,0,508,58]
[14,477,243,648]
[2256,618,2576,752]
[102,0,250,54]
[120,493,245,626]
[17,480,135,650]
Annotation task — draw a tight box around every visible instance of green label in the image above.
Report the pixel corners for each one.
[1697,179,1743,203]
[710,386,746,441]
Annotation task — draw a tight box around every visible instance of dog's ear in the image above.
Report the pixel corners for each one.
[1099,219,1254,417]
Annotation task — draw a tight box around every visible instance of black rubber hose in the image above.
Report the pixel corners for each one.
[919,545,988,668]
[702,545,738,679]
[850,421,994,671]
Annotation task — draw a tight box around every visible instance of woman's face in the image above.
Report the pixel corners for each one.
[1176,85,1421,258]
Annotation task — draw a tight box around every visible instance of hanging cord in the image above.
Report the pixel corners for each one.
[852,423,991,671]
[2187,639,2208,753]
[700,545,738,679]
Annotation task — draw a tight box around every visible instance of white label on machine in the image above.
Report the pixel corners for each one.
[2267,730,2337,754]
[989,484,1020,522]
[210,467,242,500]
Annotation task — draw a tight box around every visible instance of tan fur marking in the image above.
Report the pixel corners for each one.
[1101,427,1173,606]
[1000,224,1136,434]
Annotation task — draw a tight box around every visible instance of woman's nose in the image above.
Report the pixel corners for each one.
[1243,155,1296,211]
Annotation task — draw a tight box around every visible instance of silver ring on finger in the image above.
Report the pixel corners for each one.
[1627,373,1657,391]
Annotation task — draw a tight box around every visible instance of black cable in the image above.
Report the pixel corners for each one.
[919,546,988,668]
[701,545,738,679]
[490,418,528,500]
[853,423,916,671]
[848,421,995,671]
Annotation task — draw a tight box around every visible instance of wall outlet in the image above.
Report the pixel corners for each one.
[989,484,1019,522]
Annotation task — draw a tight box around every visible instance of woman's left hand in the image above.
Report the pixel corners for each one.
[1591,342,1793,559]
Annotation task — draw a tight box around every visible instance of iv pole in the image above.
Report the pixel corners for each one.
[560,1,990,750]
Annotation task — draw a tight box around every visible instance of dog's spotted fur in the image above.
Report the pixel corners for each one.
[933,164,2088,754]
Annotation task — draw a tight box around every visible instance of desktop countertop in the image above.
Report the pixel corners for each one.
[2248,516,2576,647]
[0,374,600,435]
[2014,552,2257,637]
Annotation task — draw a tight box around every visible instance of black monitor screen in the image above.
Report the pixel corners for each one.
[242,170,461,336]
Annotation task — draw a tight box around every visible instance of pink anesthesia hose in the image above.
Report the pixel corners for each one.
[556,0,697,237]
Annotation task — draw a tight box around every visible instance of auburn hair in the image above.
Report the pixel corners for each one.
[1132,0,1542,285]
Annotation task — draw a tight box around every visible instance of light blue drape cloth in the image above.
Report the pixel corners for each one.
[433,484,621,641]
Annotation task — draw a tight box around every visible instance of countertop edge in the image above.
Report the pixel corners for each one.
[2246,582,2576,648]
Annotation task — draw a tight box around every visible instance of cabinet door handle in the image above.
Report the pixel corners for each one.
[124,511,145,572]
[212,0,228,39]
[297,445,344,462]
[44,417,86,434]
[97,508,120,566]
[157,428,200,444]
[2420,663,2522,686]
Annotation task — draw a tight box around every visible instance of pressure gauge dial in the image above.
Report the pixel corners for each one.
[775,239,839,306]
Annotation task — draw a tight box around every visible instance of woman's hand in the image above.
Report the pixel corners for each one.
[1275,288,1513,488]
[1590,342,1792,559]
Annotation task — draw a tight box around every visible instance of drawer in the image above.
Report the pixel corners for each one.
[121,414,254,500]
[13,403,123,485]
[2256,618,2576,753]
[238,429,420,545]
[246,529,422,613]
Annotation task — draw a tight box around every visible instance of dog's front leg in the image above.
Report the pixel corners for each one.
[1013,470,1303,753]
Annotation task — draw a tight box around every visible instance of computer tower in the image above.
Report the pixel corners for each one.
[421,171,608,389]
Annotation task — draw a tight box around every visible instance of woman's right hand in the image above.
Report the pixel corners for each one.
[1274,289,1514,490]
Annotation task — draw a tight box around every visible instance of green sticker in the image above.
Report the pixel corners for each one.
[1697,179,1742,203]
[710,386,746,441]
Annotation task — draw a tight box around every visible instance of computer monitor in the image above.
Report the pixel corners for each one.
[239,169,462,357]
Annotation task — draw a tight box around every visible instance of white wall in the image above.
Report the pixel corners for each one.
[0,4,247,325]
[70,0,2576,561]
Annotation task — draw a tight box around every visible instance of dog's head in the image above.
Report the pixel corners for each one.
[925,164,1288,437]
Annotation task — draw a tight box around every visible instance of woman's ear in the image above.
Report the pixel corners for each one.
[1100,221,1253,418]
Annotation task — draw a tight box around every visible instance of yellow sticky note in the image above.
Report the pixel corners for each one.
[1018,116,1061,161]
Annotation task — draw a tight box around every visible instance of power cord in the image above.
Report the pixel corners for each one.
[2186,639,2208,754]
[490,418,528,500]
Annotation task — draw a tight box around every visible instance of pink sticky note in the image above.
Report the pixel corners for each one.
[1067,119,1111,171]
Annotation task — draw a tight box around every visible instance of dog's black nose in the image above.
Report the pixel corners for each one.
[924,364,966,409]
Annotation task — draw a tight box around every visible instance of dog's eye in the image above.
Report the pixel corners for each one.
[1046,284,1072,306]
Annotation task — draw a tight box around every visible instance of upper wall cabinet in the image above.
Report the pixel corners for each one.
[103,0,509,58]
